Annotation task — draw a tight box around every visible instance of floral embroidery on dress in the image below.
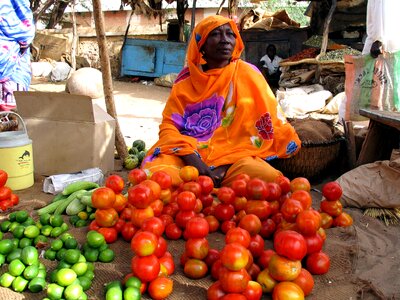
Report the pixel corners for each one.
[171,147,181,153]
[142,147,161,164]
[266,155,278,161]
[286,141,298,155]
[172,94,224,141]
[250,136,262,148]
[255,112,274,140]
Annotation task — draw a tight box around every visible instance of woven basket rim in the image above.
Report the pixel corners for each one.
[301,136,345,148]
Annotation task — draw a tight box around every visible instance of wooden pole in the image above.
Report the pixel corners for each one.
[70,0,77,70]
[92,0,128,161]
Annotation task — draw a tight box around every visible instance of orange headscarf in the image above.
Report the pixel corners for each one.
[143,15,300,169]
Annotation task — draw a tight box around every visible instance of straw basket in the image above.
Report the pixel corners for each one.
[270,136,345,180]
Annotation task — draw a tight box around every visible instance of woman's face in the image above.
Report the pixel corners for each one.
[201,23,237,69]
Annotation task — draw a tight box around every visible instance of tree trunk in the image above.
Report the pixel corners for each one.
[70,0,77,70]
[92,0,128,162]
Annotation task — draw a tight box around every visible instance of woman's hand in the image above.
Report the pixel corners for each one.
[211,164,231,187]
[181,154,213,177]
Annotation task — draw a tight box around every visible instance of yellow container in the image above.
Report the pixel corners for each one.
[0,112,34,190]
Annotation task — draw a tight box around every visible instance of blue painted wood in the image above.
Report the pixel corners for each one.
[121,39,187,78]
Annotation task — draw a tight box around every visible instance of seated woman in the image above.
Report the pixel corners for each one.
[142,15,301,187]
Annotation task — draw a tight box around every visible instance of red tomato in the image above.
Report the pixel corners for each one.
[147,276,173,300]
[194,198,203,214]
[257,249,276,270]
[333,212,353,227]
[159,252,175,275]
[211,259,223,280]
[296,209,322,236]
[176,190,197,211]
[220,243,249,271]
[245,200,271,220]
[98,227,118,243]
[10,193,19,206]
[165,223,182,240]
[153,236,167,258]
[207,281,226,300]
[238,214,262,236]
[214,203,235,222]
[291,190,312,210]
[306,251,330,275]
[230,179,248,197]
[159,214,174,227]
[274,230,307,261]
[233,196,247,212]
[128,168,147,186]
[242,280,262,300]
[121,221,136,242]
[200,194,214,208]
[204,248,220,269]
[131,254,160,282]
[217,187,236,204]
[179,166,199,182]
[304,232,324,255]
[119,206,133,221]
[159,188,172,204]
[182,181,202,198]
[185,237,209,260]
[274,175,291,195]
[280,198,304,223]
[246,263,261,281]
[140,179,161,201]
[150,170,172,190]
[221,294,247,300]
[269,200,280,216]
[196,175,214,195]
[248,234,265,259]
[183,258,208,279]
[95,208,119,227]
[246,178,269,200]
[150,199,163,216]
[105,174,125,194]
[290,177,311,192]
[131,230,158,256]
[219,266,251,293]
[185,216,209,239]
[256,268,277,293]
[0,186,11,202]
[272,281,304,300]
[225,227,251,248]
[0,199,13,211]
[320,212,333,229]
[320,199,343,217]
[322,181,343,201]
[235,173,251,182]
[91,187,115,209]
[162,202,179,218]
[205,215,220,233]
[112,193,127,212]
[317,227,327,242]
[292,268,314,296]
[220,220,236,234]
[175,210,196,229]
[0,170,8,188]
[268,254,302,281]
[127,184,153,209]
[141,216,165,236]
[113,218,125,233]
[89,220,100,231]
[131,206,154,228]
[265,182,282,201]
[259,218,276,239]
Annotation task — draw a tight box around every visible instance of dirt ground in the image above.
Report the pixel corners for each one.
[2,79,400,299]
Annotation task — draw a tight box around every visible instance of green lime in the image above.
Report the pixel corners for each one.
[124,286,141,300]
[57,260,72,270]
[44,249,57,261]
[8,221,20,232]
[28,277,46,293]
[15,210,29,223]
[47,283,64,300]
[0,231,3,240]
[12,225,25,239]
[77,276,92,291]
[0,253,5,266]
[82,269,95,281]
[49,269,58,283]
[21,217,35,227]
[105,280,122,291]
[64,249,81,265]
[19,237,33,248]
[8,259,25,276]
[69,215,80,226]
[64,283,83,300]
[86,230,105,248]
[38,261,46,270]
[41,225,53,236]
[71,262,88,276]
[60,222,69,232]
[75,219,88,228]
[34,234,48,247]
[37,269,47,279]
[51,239,64,251]
[51,227,63,238]
[21,245,39,266]
[50,215,64,227]
[60,232,73,243]
[40,213,52,225]
[6,248,22,263]
[64,238,78,249]
[105,286,123,300]
[23,264,39,280]
[78,254,86,263]
[35,221,43,229]
[99,248,115,263]
[99,243,109,252]
[55,268,77,287]
[0,220,11,232]
[124,276,142,289]
[10,238,19,249]
[86,262,94,272]
[8,211,17,222]
[56,248,67,261]
[12,275,29,292]
[0,272,15,288]
[24,225,40,239]
[0,239,15,255]
[83,248,99,262]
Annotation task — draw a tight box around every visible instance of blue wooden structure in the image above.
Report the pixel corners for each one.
[120,39,187,78]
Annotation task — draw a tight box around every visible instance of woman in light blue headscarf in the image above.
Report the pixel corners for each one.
[0,0,35,111]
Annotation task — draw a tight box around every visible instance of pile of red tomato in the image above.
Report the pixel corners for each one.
[0,170,20,211]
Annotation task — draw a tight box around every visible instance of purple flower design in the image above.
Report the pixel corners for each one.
[255,113,274,140]
[172,95,224,141]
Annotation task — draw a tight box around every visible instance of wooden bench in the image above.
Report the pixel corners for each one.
[356,108,400,166]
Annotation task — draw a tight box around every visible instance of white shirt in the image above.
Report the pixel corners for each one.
[260,54,282,75]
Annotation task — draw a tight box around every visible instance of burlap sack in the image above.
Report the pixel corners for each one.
[337,149,400,208]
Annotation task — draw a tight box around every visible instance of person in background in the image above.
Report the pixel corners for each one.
[259,44,282,87]
[142,15,301,187]
[0,0,35,111]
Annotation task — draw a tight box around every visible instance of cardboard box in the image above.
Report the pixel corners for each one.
[15,91,116,176]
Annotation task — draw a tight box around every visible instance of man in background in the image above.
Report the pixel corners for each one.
[259,44,282,88]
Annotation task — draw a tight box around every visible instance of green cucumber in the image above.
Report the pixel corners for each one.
[62,181,99,196]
